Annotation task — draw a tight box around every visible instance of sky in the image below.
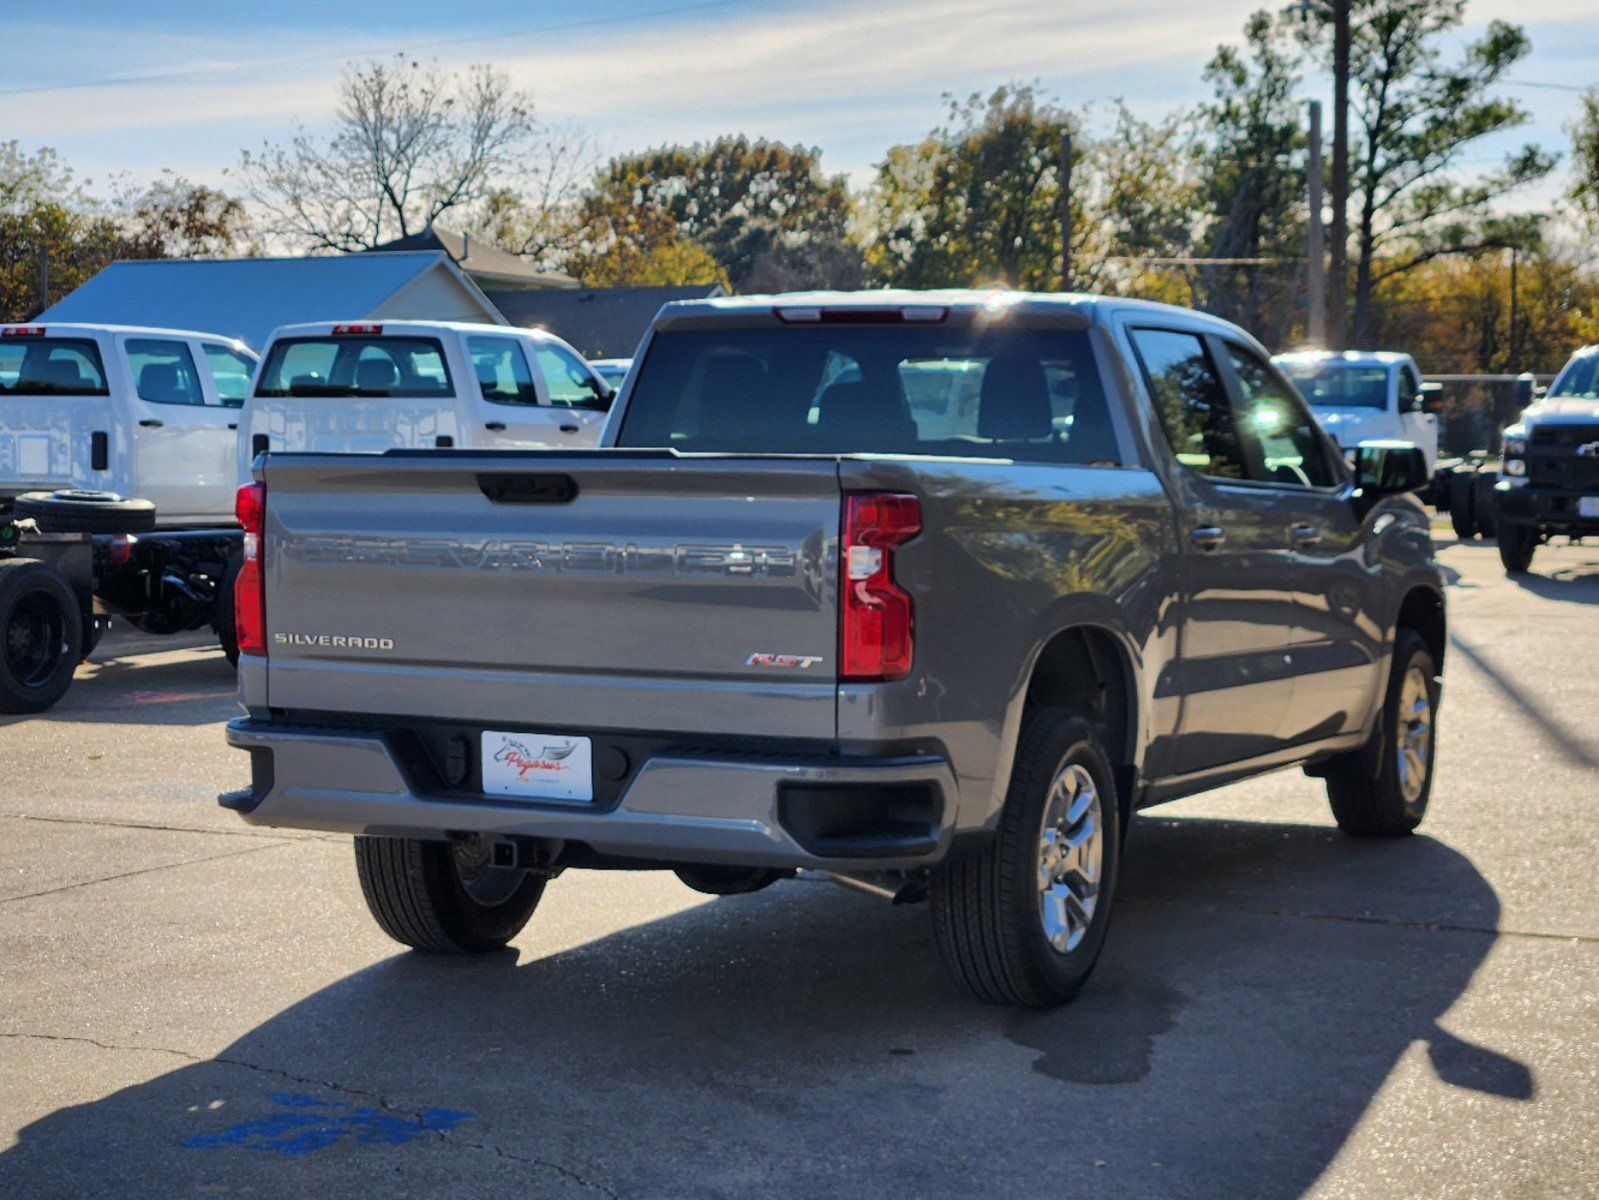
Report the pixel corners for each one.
[3,0,1595,205]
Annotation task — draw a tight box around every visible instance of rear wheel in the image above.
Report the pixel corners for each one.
[215,552,242,668]
[1496,517,1537,574]
[1325,629,1439,837]
[354,835,546,953]
[1473,474,1498,540]
[928,707,1121,1007]
[1448,474,1477,540]
[0,558,83,713]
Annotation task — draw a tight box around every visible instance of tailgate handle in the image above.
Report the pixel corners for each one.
[477,473,578,504]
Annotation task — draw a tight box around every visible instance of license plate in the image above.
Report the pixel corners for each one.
[1580,497,1599,519]
[481,731,593,802]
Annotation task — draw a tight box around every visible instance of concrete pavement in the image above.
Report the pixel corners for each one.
[1,537,1595,1198]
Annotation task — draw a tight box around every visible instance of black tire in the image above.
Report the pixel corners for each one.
[674,865,784,895]
[928,707,1121,1007]
[1496,517,1537,574]
[1325,629,1439,838]
[354,835,545,953]
[14,490,156,535]
[1473,474,1498,540]
[215,552,242,668]
[0,558,84,714]
[1447,474,1477,540]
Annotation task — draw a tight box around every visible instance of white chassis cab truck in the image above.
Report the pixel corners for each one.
[0,322,258,712]
[237,321,616,474]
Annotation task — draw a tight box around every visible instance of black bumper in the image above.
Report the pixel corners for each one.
[1494,482,1599,532]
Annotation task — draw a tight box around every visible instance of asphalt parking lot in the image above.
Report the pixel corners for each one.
[1,535,1596,1199]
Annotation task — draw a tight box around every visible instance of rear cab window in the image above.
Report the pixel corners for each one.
[255,336,453,398]
[616,322,1122,464]
[1280,361,1390,410]
[0,336,109,396]
[127,338,205,406]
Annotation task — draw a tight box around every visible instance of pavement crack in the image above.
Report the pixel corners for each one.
[1125,896,1599,944]
[0,809,319,841]
[0,841,293,905]
[0,1031,619,1197]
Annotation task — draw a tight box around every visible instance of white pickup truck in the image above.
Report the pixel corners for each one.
[237,321,615,473]
[1272,350,1442,473]
[0,322,259,711]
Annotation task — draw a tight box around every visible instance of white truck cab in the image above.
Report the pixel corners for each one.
[1,323,256,526]
[239,321,614,475]
[1272,349,1440,472]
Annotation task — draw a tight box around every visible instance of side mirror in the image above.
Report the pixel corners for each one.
[1353,441,1429,500]
[1419,381,1445,414]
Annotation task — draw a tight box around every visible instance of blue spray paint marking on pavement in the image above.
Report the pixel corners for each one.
[185,1093,473,1157]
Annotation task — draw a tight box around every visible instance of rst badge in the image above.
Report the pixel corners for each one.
[746,653,823,669]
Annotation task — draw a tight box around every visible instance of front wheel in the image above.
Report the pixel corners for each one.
[928,707,1121,1007]
[1325,629,1439,837]
[1496,517,1537,574]
[354,835,546,953]
[0,558,83,714]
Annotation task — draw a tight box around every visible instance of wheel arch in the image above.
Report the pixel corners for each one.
[1395,583,1447,675]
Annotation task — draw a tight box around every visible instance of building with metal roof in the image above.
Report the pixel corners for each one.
[488,285,726,359]
[37,251,506,350]
[365,226,578,291]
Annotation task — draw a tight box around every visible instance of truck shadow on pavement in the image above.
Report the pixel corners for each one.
[0,818,1529,1200]
[0,637,238,731]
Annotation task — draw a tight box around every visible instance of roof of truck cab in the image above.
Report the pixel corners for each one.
[3,321,254,351]
[261,319,576,343]
[653,289,1240,326]
[1271,349,1413,367]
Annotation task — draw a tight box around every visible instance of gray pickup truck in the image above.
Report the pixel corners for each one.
[221,291,1446,1007]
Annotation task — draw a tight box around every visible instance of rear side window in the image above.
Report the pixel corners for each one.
[617,325,1122,465]
[468,336,538,405]
[0,338,109,396]
[255,337,452,398]
[202,344,257,407]
[1129,328,1246,480]
[533,343,608,408]
[127,338,204,407]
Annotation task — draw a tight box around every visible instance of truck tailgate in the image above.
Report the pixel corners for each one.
[259,452,841,740]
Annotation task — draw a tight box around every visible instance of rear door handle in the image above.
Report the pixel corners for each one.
[484,421,507,431]
[1290,524,1323,548]
[138,419,164,428]
[1190,526,1226,552]
[559,424,580,434]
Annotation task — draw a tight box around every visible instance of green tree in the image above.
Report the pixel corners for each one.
[567,136,858,290]
[1196,10,1307,341]
[1570,88,1599,235]
[1294,1,1555,341]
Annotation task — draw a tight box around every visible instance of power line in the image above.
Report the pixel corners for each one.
[0,0,757,98]
[1502,78,1593,95]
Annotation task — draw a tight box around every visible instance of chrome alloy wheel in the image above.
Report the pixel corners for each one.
[1395,664,1433,807]
[1036,763,1104,954]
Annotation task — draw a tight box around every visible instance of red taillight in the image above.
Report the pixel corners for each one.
[332,323,381,336]
[840,492,921,682]
[234,483,266,658]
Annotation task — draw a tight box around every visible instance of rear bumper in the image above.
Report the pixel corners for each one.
[1494,482,1599,532]
[221,718,958,871]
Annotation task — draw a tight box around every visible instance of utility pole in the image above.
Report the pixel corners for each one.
[1306,100,1326,345]
[1060,131,1074,292]
[1328,0,1350,349]
[1508,246,1520,370]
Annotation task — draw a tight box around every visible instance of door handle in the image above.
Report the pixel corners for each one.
[1290,524,1323,549]
[227,422,238,430]
[559,424,580,434]
[484,421,507,432]
[138,418,164,428]
[1190,526,1226,552]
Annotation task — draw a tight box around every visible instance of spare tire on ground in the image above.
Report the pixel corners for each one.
[14,490,156,535]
